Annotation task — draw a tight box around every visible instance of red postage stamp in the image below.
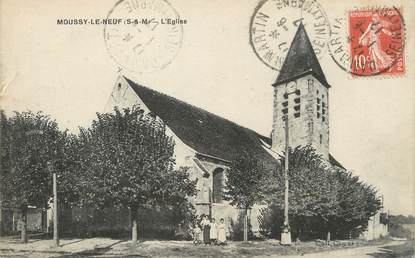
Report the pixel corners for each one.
[348,7,405,76]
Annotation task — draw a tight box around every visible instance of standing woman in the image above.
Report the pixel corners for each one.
[217,218,227,245]
[210,218,218,245]
[201,215,211,245]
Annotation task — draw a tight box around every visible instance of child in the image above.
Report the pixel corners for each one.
[209,218,218,245]
[192,224,202,245]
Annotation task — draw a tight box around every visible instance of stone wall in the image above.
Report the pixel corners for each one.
[191,157,264,233]
[272,74,329,159]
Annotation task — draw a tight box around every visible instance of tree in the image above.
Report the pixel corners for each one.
[56,133,84,207]
[0,111,65,242]
[269,146,339,241]
[329,166,381,238]
[76,106,196,244]
[0,111,10,204]
[263,145,381,241]
[225,152,268,242]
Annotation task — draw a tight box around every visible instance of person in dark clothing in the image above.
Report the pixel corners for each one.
[200,215,211,245]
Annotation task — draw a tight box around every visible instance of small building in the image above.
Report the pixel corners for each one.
[360,211,389,240]
[0,202,46,236]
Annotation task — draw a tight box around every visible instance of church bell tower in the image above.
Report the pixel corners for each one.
[271,23,330,160]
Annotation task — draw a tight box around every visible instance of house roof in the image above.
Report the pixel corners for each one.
[273,23,330,88]
[125,77,278,171]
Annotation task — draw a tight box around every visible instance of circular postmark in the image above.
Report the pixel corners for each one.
[249,0,331,71]
[328,6,405,77]
[104,0,183,74]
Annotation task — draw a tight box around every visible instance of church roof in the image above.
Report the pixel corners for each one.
[273,23,330,88]
[329,155,344,169]
[125,77,343,171]
[125,77,278,171]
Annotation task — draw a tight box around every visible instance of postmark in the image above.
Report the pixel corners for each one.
[329,6,405,77]
[249,0,331,71]
[104,0,183,74]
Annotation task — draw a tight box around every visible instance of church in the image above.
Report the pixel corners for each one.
[104,24,343,231]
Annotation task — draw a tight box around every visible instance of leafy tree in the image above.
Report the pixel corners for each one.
[76,106,196,244]
[56,133,84,207]
[0,111,65,242]
[269,146,339,241]
[0,111,10,202]
[225,152,268,242]
[263,145,381,241]
[330,166,381,238]
[390,215,415,224]
[389,215,414,239]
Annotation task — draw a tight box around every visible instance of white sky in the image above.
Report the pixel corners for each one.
[1,0,414,216]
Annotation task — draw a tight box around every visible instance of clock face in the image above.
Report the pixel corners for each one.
[286,81,297,91]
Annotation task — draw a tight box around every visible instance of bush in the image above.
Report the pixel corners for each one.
[258,204,283,239]
[229,213,253,241]
[258,203,359,241]
[56,202,196,239]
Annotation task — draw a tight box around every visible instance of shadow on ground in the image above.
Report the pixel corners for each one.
[56,239,128,258]
[367,241,414,258]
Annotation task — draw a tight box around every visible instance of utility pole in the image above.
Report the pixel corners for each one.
[48,161,59,247]
[281,114,292,245]
[53,172,59,247]
[280,86,298,246]
[284,115,289,226]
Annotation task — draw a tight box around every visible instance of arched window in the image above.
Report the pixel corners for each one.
[308,79,314,87]
[212,168,224,203]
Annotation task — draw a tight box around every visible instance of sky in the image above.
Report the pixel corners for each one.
[1,0,414,216]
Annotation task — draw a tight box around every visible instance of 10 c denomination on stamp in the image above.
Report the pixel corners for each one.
[329,6,405,77]
[349,7,405,76]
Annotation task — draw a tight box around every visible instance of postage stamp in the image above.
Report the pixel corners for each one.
[104,0,183,74]
[250,0,330,71]
[329,6,405,77]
